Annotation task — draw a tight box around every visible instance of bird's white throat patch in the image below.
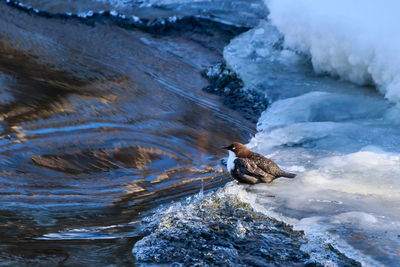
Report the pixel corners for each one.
[227,151,237,172]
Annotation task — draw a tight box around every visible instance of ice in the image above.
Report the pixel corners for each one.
[267,0,400,103]
[223,20,371,101]
[294,216,380,266]
[223,17,400,264]
[300,151,400,200]
[257,91,388,128]
[333,212,378,226]
[252,91,400,154]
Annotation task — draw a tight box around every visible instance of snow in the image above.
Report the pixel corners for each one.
[267,0,400,102]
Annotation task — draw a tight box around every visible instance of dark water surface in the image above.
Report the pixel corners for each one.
[0,1,257,264]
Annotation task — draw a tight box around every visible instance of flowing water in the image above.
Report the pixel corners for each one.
[0,0,259,265]
[1,0,400,266]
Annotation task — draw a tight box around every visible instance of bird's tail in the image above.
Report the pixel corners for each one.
[279,171,296,178]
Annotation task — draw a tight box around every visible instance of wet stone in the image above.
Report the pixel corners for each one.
[202,62,269,123]
[132,187,310,266]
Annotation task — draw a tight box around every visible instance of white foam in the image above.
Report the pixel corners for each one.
[267,0,400,103]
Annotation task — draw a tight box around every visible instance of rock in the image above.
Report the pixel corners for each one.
[202,62,268,123]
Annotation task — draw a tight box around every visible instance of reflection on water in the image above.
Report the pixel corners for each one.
[0,1,255,264]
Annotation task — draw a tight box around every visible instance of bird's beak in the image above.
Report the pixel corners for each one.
[221,146,229,150]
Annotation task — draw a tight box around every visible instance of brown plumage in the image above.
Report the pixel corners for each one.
[223,142,296,184]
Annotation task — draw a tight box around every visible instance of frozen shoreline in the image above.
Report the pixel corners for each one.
[268,0,400,103]
[2,0,400,265]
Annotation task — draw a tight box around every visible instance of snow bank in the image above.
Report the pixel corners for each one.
[267,0,400,102]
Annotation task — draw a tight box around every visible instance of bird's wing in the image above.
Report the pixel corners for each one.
[234,158,275,183]
[252,154,283,177]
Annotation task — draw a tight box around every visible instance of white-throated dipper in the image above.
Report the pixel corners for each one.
[222,142,296,184]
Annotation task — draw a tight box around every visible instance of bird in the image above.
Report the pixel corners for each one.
[222,142,296,184]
